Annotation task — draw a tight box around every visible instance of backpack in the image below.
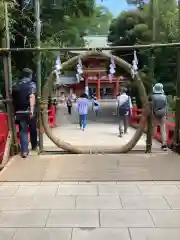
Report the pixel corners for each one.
[154,108,166,118]
[12,80,32,111]
[153,94,166,118]
[118,98,130,116]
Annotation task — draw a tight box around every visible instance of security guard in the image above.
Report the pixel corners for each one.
[12,68,37,158]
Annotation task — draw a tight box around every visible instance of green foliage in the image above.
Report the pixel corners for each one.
[85,6,113,35]
[108,0,178,95]
[0,0,97,75]
[167,95,176,112]
[0,0,115,94]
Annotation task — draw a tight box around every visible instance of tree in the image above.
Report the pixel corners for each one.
[108,0,178,95]
[5,0,95,72]
[85,6,113,35]
[0,0,97,91]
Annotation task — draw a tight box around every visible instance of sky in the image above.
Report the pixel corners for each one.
[96,0,135,16]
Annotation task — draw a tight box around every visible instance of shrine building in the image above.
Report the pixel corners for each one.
[55,35,125,99]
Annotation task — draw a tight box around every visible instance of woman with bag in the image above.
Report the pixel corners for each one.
[92,97,100,116]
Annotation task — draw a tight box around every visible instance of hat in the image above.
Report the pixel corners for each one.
[22,68,33,75]
[153,83,164,94]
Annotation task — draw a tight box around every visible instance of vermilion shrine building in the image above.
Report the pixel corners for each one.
[55,36,125,99]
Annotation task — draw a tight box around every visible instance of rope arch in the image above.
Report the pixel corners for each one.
[41,51,150,153]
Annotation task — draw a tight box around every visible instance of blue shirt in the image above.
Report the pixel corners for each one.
[76,98,89,115]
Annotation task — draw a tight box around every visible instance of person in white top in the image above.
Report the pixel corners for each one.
[116,87,133,137]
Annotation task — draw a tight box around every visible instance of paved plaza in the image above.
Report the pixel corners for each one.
[43,102,160,150]
[0,102,178,239]
[1,181,180,239]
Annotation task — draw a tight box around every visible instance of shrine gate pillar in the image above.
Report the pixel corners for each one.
[85,74,88,87]
[84,74,89,96]
[114,77,119,98]
[97,78,100,99]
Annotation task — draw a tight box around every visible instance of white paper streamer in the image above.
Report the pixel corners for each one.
[131,50,138,79]
[109,56,116,82]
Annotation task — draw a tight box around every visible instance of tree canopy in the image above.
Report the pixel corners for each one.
[0,0,179,100]
[108,0,178,95]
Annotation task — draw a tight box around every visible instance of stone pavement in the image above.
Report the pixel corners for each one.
[43,102,161,150]
[0,102,174,239]
[1,181,180,239]
[43,123,161,149]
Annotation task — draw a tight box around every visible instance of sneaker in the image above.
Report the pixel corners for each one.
[161,144,167,151]
[21,152,28,158]
[119,133,123,137]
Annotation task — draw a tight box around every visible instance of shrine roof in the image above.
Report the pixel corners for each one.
[70,35,110,55]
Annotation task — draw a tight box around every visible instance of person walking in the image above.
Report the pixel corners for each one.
[66,97,72,115]
[12,68,38,158]
[116,87,132,137]
[76,93,89,130]
[92,97,100,116]
[152,83,167,151]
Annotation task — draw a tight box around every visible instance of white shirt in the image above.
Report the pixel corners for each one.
[116,93,132,115]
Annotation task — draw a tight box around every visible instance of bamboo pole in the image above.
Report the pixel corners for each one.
[173,0,180,152]
[2,131,13,166]
[146,0,156,153]
[35,0,43,153]
[4,1,12,93]
[1,42,180,52]
[2,1,18,154]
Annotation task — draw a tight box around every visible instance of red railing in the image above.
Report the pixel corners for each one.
[0,113,9,164]
[130,107,175,146]
[0,105,56,163]
[0,105,176,163]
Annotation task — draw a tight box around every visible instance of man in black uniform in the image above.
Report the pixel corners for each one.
[12,68,37,158]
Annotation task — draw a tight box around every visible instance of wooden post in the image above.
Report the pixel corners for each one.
[85,73,88,87]
[146,0,156,153]
[3,1,18,154]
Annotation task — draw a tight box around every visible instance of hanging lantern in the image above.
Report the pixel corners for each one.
[131,50,138,79]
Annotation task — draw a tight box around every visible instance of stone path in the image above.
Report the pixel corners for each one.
[0,102,174,239]
[1,181,180,239]
[43,102,161,150]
